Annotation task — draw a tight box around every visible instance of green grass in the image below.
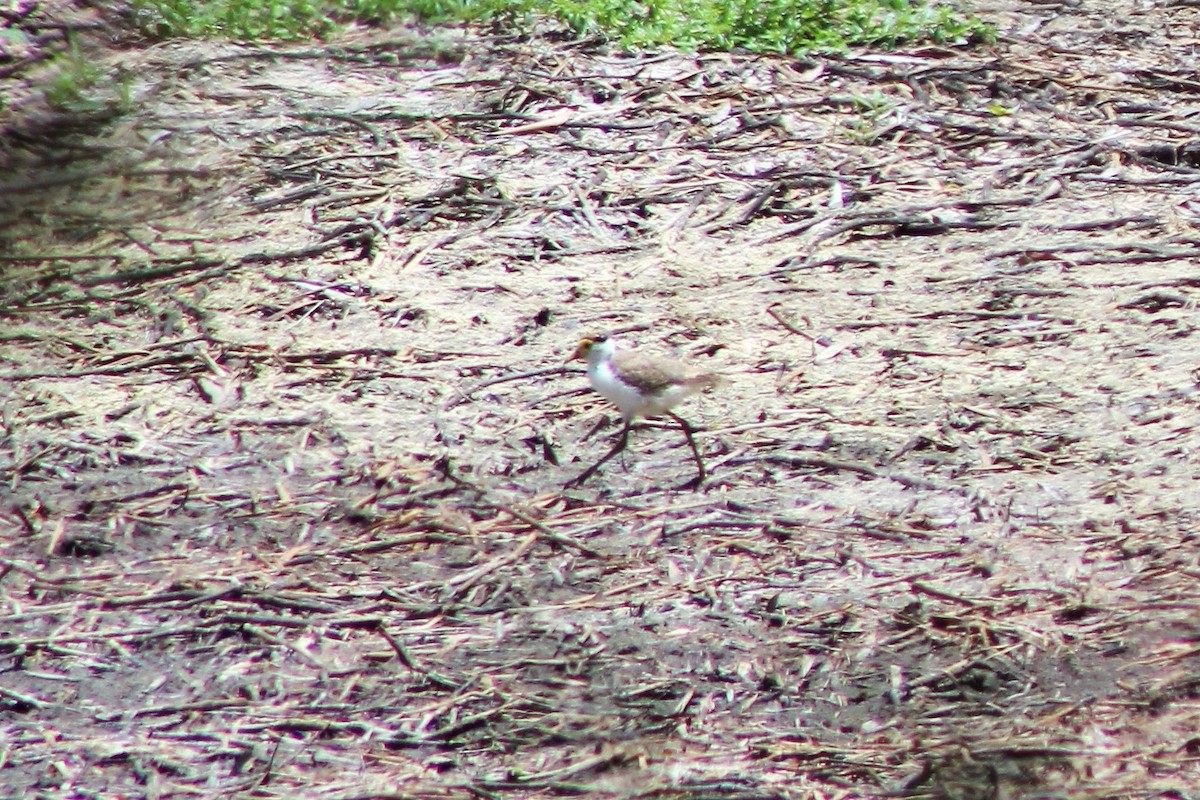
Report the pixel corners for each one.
[41,39,134,116]
[134,0,328,39]
[132,0,992,53]
[842,89,899,144]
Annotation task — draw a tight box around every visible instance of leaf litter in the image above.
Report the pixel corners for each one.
[3,1,1200,797]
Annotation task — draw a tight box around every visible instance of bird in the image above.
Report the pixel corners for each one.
[566,335,721,488]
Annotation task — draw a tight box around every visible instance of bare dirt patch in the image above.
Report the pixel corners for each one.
[4,2,1200,798]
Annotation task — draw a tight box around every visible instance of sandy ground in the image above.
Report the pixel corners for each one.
[4,1,1200,797]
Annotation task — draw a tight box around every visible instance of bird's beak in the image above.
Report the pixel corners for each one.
[568,339,589,362]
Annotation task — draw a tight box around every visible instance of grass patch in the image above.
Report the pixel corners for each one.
[841,89,900,144]
[133,0,330,39]
[41,40,134,116]
[132,0,992,53]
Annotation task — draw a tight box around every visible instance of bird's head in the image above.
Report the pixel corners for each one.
[573,337,597,361]
[572,335,613,362]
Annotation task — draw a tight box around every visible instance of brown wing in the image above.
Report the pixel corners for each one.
[610,350,718,395]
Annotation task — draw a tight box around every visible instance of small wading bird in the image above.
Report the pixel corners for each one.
[567,335,721,488]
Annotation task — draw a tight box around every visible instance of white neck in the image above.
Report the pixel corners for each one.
[586,337,617,370]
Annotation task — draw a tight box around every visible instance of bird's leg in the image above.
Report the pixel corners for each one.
[666,411,706,488]
[568,419,631,487]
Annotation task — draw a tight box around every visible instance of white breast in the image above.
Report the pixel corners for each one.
[590,358,652,419]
